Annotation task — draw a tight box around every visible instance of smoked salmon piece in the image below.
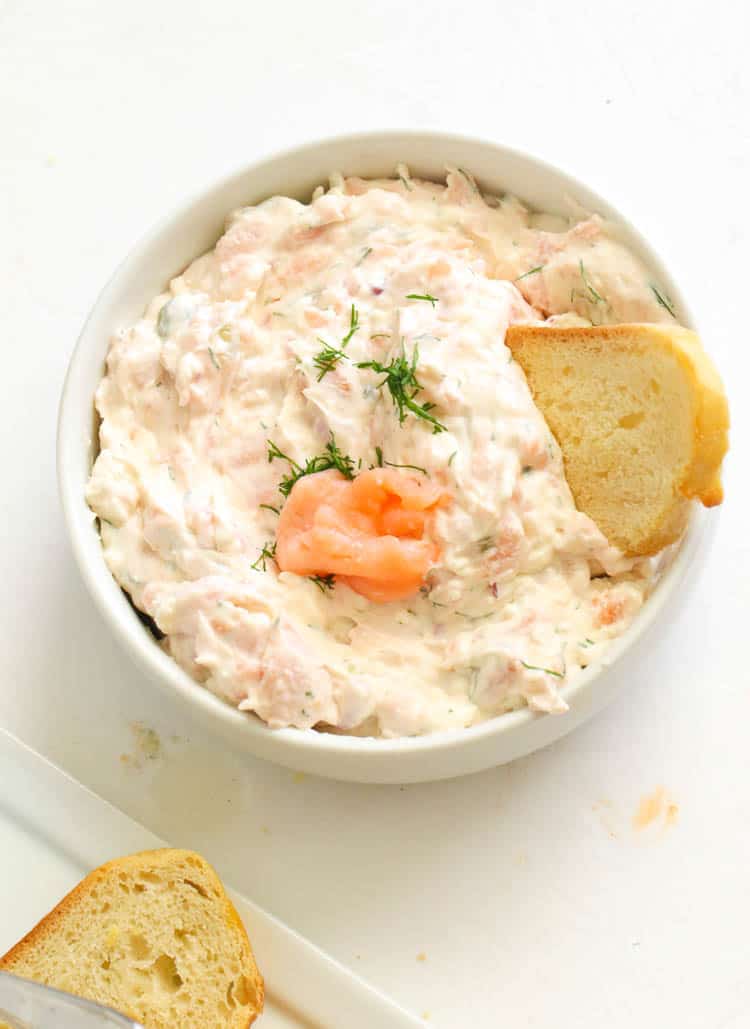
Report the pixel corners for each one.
[275,468,448,602]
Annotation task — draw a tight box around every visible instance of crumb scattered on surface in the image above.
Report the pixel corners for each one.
[633,787,678,831]
[292,772,307,784]
[132,722,162,761]
[416,952,427,962]
[119,722,163,771]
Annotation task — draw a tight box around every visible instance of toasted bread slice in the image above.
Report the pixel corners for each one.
[0,849,263,1028]
[506,323,729,556]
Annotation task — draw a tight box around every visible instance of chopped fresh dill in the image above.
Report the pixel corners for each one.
[457,167,479,191]
[405,293,439,307]
[370,333,391,340]
[521,660,564,678]
[207,346,220,371]
[579,260,606,304]
[447,450,457,467]
[259,503,280,516]
[156,302,171,339]
[398,173,413,191]
[384,459,429,476]
[356,344,446,433]
[167,466,175,481]
[312,304,360,380]
[267,434,355,497]
[356,246,373,266]
[309,573,335,593]
[515,265,545,281]
[372,445,427,475]
[650,285,676,317]
[251,540,277,572]
[580,638,596,647]
[340,303,360,347]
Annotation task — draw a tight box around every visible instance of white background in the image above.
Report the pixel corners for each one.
[1,2,749,1026]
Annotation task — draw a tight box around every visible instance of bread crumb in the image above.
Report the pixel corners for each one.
[416,952,427,962]
[132,723,162,761]
[292,772,306,784]
[633,787,678,831]
[119,724,163,771]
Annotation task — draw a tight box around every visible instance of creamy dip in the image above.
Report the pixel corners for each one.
[86,166,674,737]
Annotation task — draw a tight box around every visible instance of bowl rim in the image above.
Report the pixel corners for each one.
[57,127,706,765]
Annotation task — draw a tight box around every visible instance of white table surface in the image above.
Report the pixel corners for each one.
[1,2,748,1026]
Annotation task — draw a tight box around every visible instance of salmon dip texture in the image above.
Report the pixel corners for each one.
[86,165,677,738]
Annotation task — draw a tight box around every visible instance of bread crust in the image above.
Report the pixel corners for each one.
[506,322,729,556]
[0,849,264,1028]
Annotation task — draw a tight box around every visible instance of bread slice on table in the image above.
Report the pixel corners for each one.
[0,849,263,1029]
[505,323,729,556]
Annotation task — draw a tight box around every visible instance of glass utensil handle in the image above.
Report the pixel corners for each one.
[0,973,143,1028]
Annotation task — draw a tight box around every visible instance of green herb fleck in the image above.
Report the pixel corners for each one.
[580,638,596,648]
[448,451,457,467]
[356,344,446,433]
[515,265,545,282]
[167,466,175,481]
[370,333,391,340]
[457,167,478,191]
[267,434,356,498]
[356,246,373,266]
[207,346,221,371]
[650,285,676,317]
[259,503,280,516]
[375,446,384,467]
[156,302,171,339]
[521,660,564,679]
[312,304,359,380]
[383,459,429,476]
[251,540,277,572]
[305,690,314,698]
[579,260,606,304]
[398,173,413,191]
[309,573,335,593]
[405,293,439,308]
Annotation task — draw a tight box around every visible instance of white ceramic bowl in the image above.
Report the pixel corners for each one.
[58,131,714,784]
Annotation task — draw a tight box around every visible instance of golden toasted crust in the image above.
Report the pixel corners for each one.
[0,849,263,1029]
[506,323,729,556]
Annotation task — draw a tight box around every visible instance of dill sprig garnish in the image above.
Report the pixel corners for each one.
[312,304,360,380]
[267,434,356,498]
[251,540,277,572]
[309,574,336,593]
[650,285,676,317]
[356,344,446,434]
[405,293,439,307]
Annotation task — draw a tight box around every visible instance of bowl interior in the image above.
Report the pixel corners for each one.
[57,131,705,782]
